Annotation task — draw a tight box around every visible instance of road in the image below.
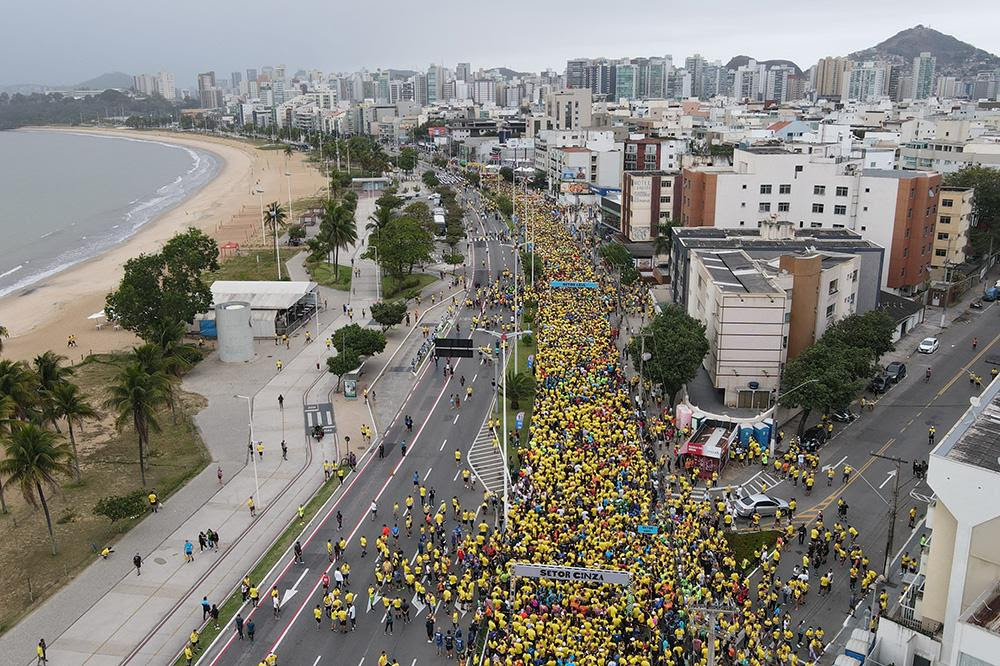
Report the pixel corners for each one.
[201,185,517,666]
[741,299,1000,661]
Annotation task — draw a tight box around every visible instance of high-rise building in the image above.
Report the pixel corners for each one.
[814,56,851,98]
[566,58,589,89]
[702,62,722,98]
[685,54,705,98]
[246,68,258,85]
[157,71,175,99]
[614,62,638,100]
[132,74,155,95]
[375,70,391,103]
[842,62,886,102]
[765,65,797,103]
[472,79,496,105]
[912,51,937,99]
[230,71,242,91]
[645,57,670,99]
[425,64,443,104]
[197,71,219,108]
[546,88,592,130]
[456,62,471,83]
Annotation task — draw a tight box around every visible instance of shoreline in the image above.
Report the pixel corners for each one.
[0,128,326,362]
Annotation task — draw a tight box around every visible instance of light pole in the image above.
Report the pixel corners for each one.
[284,169,294,238]
[474,327,532,530]
[234,394,262,505]
[266,205,282,281]
[255,186,265,245]
[768,377,820,455]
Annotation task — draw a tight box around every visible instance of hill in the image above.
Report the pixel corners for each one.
[848,25,1000,77]
[484,67,532,80]
[725,56,803,77]
[74,71,133,90]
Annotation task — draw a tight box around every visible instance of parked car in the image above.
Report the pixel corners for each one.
[801,424,828,451]
[871,362,906,393]
[734,493,790,518]
[830,408,857,423]
[917,337,940,354]
[885,361,907,382]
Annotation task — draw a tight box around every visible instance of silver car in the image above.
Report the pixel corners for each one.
[734,493,790,518]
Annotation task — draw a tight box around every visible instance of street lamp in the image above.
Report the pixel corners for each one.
[234,394,262,506]
[255,185,265,244]
[474,327,532,531]
[767,378,820,455]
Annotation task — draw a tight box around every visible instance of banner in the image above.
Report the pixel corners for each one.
[511,563,632,586]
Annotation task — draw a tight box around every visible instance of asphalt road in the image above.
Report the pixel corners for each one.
[201,186,516,666]
[742,299,1000,661]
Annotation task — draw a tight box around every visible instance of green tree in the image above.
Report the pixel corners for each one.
[331,324,386,357]
[375,190,404,214]
[779,342,865,435]
[370,301,408,332]
[600,242,640,285]
[500,166,514,183]
[504,371,536,410]
[422,170,440,189]
[326,351,360,390]
[103,364,170,487]
[33,351,74,430]
[0,358,38,420]
[627,306,710,407]
[465,170,481,188]
[0,422,74,554]
[0,324,7,354]
[943,166,1000,256]
[363,216,434,278]
[287,224,306,243]
[529,169,547,190]
[49,382,97,482]
[403,201,434,235]
[105,228,219,341]
[318,199,358,268]
[822,310,895,374]
[495,195,514,219]
[652,221,677,257]
[263,201,287,277]
[93,491,147,527]
[367,202,396,234]
[398,147,418,173]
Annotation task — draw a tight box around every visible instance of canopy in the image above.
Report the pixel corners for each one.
[87,310,107,320]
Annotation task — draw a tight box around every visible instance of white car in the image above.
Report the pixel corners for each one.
[918,337,940,354]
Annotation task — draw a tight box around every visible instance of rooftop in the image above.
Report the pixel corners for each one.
[862,168,928,180]
[934,373,1000,474]
[211,281,318,310]
[694,249,783,295]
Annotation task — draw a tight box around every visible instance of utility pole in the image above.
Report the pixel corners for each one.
[871,451,908,585]
[686,604,739,666]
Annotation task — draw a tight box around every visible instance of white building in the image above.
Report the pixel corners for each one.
[546,88,593,130]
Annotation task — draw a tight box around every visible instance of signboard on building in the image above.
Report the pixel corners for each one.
[560,182,590,194]
[427,126,446,137]
[632,176,652,205]
[511,563,632,586]
[561,167,588,182]
[637,525,659,535]
[550,281,599,289]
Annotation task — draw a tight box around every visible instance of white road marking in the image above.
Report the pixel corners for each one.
[312,657,322,666]
[822,455,849,472]
[411,660,418,666]
[424,467,433,480]
[440,438,448,451]
[879,470,897,489]
[358,659,365,666]
[454,469,462,481]
[281,568,310,605]
[453,414,460,424]
[473,373,478,382]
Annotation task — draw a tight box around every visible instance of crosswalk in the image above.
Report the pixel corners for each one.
[468,419,507,496]
[742,470,783,496]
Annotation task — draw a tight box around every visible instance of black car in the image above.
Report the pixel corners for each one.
[830,408,857,423]
[870,362,906,393]
[801,425,828,451]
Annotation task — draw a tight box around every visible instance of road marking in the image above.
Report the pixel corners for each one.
[358,659,365,666]
[473,373,478,382]
[410,660,418,666]
[822,455,848,472]
[312,657,322,666]
[424,467,433,480]
[454,469,462,481]
[937,329,1000,395]
[440,438,448,451]
[453,414,460,424]
[281,567,310,605]
[794,437,896,522]
[879,470,897,490]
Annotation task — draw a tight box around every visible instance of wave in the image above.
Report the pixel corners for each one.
[0,133,221,300]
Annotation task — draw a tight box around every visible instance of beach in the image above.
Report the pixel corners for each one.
[0,129,327,362]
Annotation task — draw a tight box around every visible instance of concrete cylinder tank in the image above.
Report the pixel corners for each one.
[215,301,254,363]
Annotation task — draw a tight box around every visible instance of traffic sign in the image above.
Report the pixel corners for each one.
[637,525,659,535]
[434,337,474,358]
[515,411,524,429]
[550,280,598,289]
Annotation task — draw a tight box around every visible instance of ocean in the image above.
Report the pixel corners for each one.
[0,129,220,299]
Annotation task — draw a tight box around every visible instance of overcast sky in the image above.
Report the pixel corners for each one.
[4,0,999,87]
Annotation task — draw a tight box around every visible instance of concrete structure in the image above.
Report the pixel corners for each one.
[814,56,851,99]
[687,249,787,408]
[873,374,1000,666]
[931,187,976,277]
[899,138,1000,174]
[546,88,593,130]
[209,281,319,338]
[620,170,679,242]
[912,51,937,100]
[215,301,254,363]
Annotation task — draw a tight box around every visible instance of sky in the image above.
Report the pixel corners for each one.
[3,0,999,88]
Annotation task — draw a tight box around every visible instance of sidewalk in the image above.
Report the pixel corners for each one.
[0,196,447,665]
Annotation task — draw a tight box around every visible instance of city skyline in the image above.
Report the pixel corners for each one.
[3,0,1000,86]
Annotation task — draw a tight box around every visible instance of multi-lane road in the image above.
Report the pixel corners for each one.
[200,185,515,666]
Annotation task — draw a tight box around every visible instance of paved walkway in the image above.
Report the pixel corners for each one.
[0,192,463,665]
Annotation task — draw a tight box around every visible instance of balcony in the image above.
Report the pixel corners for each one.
[960,579,1000,637]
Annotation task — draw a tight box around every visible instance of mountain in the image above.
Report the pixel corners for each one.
[387,69,417,79]
[725,56,803,77]
[848,25,1000,77]
[484,67,532,80]
[74,71,133,90]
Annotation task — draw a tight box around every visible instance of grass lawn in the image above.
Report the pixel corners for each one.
[382,272,436,300]
[723,529,780,566]
[171,473,344,665]
[0,353,209,633]
[204,248,301,283]
[305,259,352,291]
[494,334,537,472]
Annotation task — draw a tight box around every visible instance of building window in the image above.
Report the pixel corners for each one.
[851,270,858,282]
[741,202,746,208]
[814,185,826,195]
[829,279,838,295]
[939,215,951,224]
[942,198,954,207]
[759,203,771,212]
[937,232,949,240]
[812,203,824,214]
[834,205,846,215]
[935,248,947,257]
[739,220,745,226]
[778,202,790,212]
[795,165,803,173]
[660,196,671,204]
[836,186,849,197]
[810,222,822,228]
[826,304,835,318]
[760,184,772,194]
[864,187,870,193]
[779,184,791,194]
[742,184,747,190]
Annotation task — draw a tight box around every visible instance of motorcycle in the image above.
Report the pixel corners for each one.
[311,424,325,441]
[970,300,983,310]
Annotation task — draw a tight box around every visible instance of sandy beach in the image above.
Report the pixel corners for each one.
[0,128,327,362]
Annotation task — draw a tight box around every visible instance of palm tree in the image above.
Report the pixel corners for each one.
[0,422,74,555]
[33,351,74,430]
[366,204,394,234]
[128,343,184,422]
[103,363,169,487]
[652,220,676,259]
[0,358,38,421]
[0,324,8,354]
[263,201,287,280]
[49,382,97,482]
[0,395,13,513]
[319,200,358,269]
[504,370,536,410]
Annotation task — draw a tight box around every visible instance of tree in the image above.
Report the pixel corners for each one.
[366,203,396,234]
[375,190,404,214]
[331,324,386,357]
[327,351,360,391]
[363,216,434,278]
[431,155,448,168]
[529,169,547,190]
[49,382,97,482]
[422,170,440,189]
[93,491,147,527]
[370,301,408,332]
[318,199,358,268]
[287,224,306,243]
[0,324,7,354]
[0,358,38,420]
[943,166,1000,256]
[33,351,75,430]
[779,342,865,435]
[403,201,434,235]
[495,195,513,219]
[263,201,287,275]
[627,306,709,407]
[105,228,219,341]
[103,364,170,487]
[0,422,74,554]
[465,170,481,188]
[500,167,514,183]
[600,242,640,285]
[652,221,677,258]
[504,371,535,410]
[398,147,418,173]
[822,311,895,369]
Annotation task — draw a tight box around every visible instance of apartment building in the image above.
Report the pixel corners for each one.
[620,171,680,241]
[545,88,593,130]
[680,147,941,294]
[931,187,976,277]
[899,138,1000,174]
[546,145,622,202]
[687,249,788,408]
[623,135,687,171]
[873,375,1000,666]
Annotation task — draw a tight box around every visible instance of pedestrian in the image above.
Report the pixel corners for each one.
[36,639,47,665]
[133,553,142,576]
[235,613,245,640]
[256,441,264,459]
[246,619,255,642]
[384,610,394,634]
[201,596,211,620]
[378,440,385,458]
[278,394,284,409]
[210,604,220,629]
[281,440,288,460]
[294,541,304,564]
[370,500,378,521]
[148,489,158,513]
[198,531,207,551]
[248,495,256,518]
[337,510,343,530]
[184,540,194,563]
[216,465,223,485]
